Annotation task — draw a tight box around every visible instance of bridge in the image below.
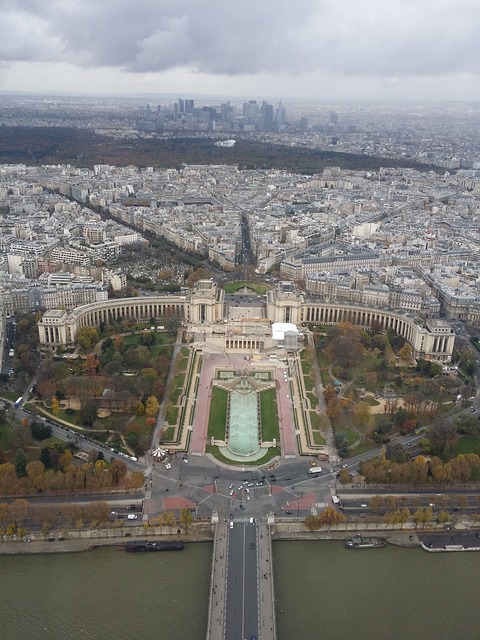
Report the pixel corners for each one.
[206,517,276,640]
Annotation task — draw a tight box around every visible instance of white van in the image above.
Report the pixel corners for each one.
[308,467,321,474]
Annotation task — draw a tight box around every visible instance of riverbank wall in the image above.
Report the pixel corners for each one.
[1,518,478,555]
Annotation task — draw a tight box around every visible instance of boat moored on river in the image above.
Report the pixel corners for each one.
[345,536,387,549]
[125,540,184,552]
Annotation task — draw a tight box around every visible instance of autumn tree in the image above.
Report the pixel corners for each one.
[162,511,176,533]
[180,507,193,533]
[145,395,160,417]
[109,459,127,486]
[317,506,347,526]
[428,422,458,457]
[84,353,100,377]
[76,327,99,350]
[325,335,364,369]
[354,401,374,431]
[26,461,45,491]
[51,396,60,414]
[9,498,30,531]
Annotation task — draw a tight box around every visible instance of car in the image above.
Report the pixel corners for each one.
[229,521,234,530]
[250,542,255,549]
[229,484,234,489]
[360,504,368,508]
[239,504,245,511]
[165,463,172,470]
[284,476,292,481]
[183,458,188,463]
[285,510,293,515]
[229,490,234,496]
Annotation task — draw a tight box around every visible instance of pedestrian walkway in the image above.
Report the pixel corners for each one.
[206,521,228,640]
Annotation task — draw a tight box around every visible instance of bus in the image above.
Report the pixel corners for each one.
[414,425,428,435]
[309,467,322,474]
[14,397,23,407]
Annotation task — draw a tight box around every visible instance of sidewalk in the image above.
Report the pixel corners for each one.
[206,521,228,640]
[258,520,276,640]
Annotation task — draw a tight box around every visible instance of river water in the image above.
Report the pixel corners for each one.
[2,540,479,640]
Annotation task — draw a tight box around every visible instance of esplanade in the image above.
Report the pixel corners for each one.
[38,280,455,363]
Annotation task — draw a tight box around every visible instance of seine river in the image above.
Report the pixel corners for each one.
[2,540,479,640]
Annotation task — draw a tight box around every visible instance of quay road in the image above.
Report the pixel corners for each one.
[207,518,275,640]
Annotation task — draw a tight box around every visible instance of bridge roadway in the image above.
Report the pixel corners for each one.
[207,518,276,640]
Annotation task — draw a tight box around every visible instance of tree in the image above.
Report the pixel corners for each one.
[51,396,60,415]
[317,506,347,526]
[9,498,30,531]
[15,449,28,478]
[31,421,53,441]
[325,336,364,369]
[162,511,176,533]
[76,327,99,350]
[166,317,181,336]
[109,459,127,486]
[81,403,98,427]
[26,461,45,491]
[129,470,145,489]
[84,353,100,377]
[354,401,374,431]
[436,509,451,528]
[428,422,458,457]
[334,432,349,459]
[145,395,160,417]
[180,507,193,533]
[454,415,480,436]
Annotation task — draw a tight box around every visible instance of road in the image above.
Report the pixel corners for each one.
[225,521,259,640]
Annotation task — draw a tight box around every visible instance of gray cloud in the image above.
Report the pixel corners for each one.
[2,0,480,79]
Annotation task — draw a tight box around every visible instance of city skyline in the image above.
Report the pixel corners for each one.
[1,0,480,103]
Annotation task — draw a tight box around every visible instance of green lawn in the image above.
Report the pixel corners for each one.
[303,374,315,392]
[165,405,179,426]
[0,419,15,450]
[170,371,187,404]
[207,387,228,439]
[260,388,279,442]
[161,426,176,441]
[312,431,326,446]
[364,396,381,406]
[307,392,318,409]
[452,437,480,456]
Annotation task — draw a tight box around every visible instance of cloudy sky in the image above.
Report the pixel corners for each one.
[1,0,480,102]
